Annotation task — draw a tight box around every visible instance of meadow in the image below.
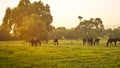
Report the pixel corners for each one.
[0,40,120,68]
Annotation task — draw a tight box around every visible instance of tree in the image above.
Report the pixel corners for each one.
[65,28,78,39]
[49,27,67,39]
[18,14,47,40]
[2,7,12,32]
[109,27,120,38]
[48,27,78,39]
[76,17,104,38]
[2,0,53,40]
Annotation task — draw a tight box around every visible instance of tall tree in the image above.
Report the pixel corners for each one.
[2,7,12,32]
[2,0,53,40]
[76,17,104,38]
[19,14,47,40]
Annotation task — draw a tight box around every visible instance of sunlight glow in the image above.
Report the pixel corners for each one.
[0,0,120,29]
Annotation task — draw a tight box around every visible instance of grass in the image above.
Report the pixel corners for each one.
[0,40,120,68]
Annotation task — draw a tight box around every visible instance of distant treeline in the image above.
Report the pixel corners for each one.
[48,26,120,40]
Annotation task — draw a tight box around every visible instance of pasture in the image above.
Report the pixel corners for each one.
[0,40,120,68]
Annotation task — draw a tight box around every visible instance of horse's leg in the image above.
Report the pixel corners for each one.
[109,42,112,46]
[92,39,94,45]
[94,41,96,45]
[114,41,117,46]
[106,41,109,46]
[83,39,86,45]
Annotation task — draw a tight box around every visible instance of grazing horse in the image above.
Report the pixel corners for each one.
[82,38,94,45]
[94,38,100,45]
[82,38,87,45]
[54,38,59,45]
[106,38,120,46]
[88,38,94,45]
[29,37,41,46]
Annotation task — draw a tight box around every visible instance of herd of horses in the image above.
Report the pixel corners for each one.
[28,37,41,46]
[28,37,120,46]
[106,38,120,46]
[28,37,59,46]
[82,38,100,45]
[83,37,120,46]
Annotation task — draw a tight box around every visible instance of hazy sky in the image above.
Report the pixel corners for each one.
[0,0,120,29]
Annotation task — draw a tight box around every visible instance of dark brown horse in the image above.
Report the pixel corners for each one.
[88,38,94,45]
[29,37,41,46]
[106,38,120,46]
[82,38,87,45]
[94,38,100,45]
[54,38,59,45]
[82,37,100,45]
[82,38,94,45]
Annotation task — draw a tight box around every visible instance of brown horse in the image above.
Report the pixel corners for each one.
[94,38,100,45]
[82,38,87,45]
[106,38,120,46]
[82,38,94,45]
[29,37,41,46]
[54,38,59,45]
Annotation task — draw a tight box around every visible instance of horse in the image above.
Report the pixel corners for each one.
[29,37,41,46]
[82,38,87,45]
[82,37,94,45]
[94,38,100,45]
[54,38,59,45]
[106,38,120,46]
[87,38,94,45]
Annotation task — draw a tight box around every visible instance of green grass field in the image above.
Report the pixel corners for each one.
[0,40,120,68]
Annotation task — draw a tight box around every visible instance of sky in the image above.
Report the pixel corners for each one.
[0,0,120,29]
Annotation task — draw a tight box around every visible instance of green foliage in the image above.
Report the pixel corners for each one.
[49,27,78,39]
[109,27,120,38]
[76,17,104,38]
[0,40,120,68]
[102,27,120,38]
[64,28,78,39]
[2,7,12,32]
[2,0,53,40]
[50,27,67,39]
[19,14,47,40]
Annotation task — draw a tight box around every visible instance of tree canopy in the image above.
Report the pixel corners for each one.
[1,0,53,40]
[76,16,104,38]
[109,27,120,38]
